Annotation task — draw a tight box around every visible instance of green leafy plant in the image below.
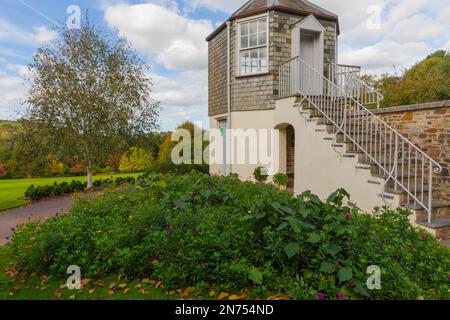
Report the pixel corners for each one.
[273,173,289,188]
[11,172,450,300]
[253,166,268,183]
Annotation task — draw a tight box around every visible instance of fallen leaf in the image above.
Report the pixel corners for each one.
[229,295,240,300]
[53,290,62,299]
[154,281,162,289]
[180,288,190,299]
[139,288,149,295]
[94,280,104,287]
[135,283,142,289]
[209,290,216,297]
[88,289,95,295]
[69,295,76,300]
[109,282,116,289]
[124,288,132,294]
[108,290,115,296]
[9,288,20,296]
[217,292,229,300]
[117,283,127,290]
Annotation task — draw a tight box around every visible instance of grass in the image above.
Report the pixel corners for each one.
[0,245,174,300]
[0,173,142,212]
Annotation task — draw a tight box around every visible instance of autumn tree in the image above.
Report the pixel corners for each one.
[118,147,154,173]
[24,18,159,187]
[374,50,450,107]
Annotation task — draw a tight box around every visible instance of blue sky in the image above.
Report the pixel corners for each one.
[0,0,449,131]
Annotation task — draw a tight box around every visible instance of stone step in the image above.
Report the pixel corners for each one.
[416,218,450,240]
[411,201,450,221]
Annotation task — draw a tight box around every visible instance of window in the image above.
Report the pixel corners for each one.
[238,16,268,75]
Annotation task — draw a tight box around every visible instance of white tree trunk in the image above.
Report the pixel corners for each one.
[87,166,93,189]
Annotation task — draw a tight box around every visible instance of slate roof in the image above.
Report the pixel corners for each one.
[232,0,337,19]
[207,0,339,41]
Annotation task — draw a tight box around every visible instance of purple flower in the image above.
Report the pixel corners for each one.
[201,263,209,270]
[316,292,325,300]
[252,280,258,287]
[345,213,351,220]
[420,235,428,240]
[337,292,346,300]
[166,228,174,236]
[447,274,450,279]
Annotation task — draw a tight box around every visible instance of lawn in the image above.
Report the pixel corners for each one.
[0,173,142,212]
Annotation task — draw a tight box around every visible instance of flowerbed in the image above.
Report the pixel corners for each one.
[10,172,450,300]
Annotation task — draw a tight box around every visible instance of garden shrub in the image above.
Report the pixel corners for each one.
[11,172,450,300]
[147,162,209,175]
[253,166,268,183]
[24,176,139,201]
[273,173,289,188]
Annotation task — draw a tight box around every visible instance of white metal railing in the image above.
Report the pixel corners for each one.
[278,57,443,223]
[329,63,384,109]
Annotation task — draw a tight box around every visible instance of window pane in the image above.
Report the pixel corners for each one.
[241,23,249,36]
[249,21,257,34]
[251,60,258,73]
[258,19,267,32]
[260,59,267,72]
[240,36,248,49]
[259,48,267,59]
[250,49,258,59]
[249,34,258,47]
[258,32,267,46]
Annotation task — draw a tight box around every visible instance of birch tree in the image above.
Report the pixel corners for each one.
[24,19,159,187]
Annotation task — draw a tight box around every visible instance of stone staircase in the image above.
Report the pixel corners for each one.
[300,100,450,242]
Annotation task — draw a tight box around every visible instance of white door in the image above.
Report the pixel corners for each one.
[300,33,314,94]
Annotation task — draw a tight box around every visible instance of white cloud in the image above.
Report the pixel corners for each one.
[151,70,208,130]
[0,73,26,119]
[184,0,245,13]
[32,26,57,44]
[104,3,213,71]
[314,0,450,74]
[0,17,57,45]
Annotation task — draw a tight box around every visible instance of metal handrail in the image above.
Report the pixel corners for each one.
[330,63,384,109]
[278,57,443,223]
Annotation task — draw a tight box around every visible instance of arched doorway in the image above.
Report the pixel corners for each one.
[275,123,295,193]
[286,125,295,193]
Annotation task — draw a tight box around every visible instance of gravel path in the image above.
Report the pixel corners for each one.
[0,193,97,245]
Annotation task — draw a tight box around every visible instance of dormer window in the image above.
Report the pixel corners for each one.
[238,15,268,75]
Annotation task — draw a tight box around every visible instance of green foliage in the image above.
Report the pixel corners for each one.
[253,166,268,183]
[147,162,209,175]
[23,176,138,201]
[375,50,450,107]
[24,181,87,201]
[119,147,154,173]
[273,173,289,188]
[11,172,450,300]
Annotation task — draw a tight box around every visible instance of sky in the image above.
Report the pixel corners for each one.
[0,0,449,131]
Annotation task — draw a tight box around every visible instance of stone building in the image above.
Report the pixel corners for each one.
[206,0,450,241]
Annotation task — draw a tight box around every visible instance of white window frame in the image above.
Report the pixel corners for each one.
[237,14,269,76]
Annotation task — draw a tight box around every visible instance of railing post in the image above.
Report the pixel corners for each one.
[428,163,433,224]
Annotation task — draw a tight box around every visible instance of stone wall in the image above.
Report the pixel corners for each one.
[208,10,337,116]
[208,27,228,116]
[372,101,450,202]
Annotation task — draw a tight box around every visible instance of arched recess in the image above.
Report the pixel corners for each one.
[274,123,295,193]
